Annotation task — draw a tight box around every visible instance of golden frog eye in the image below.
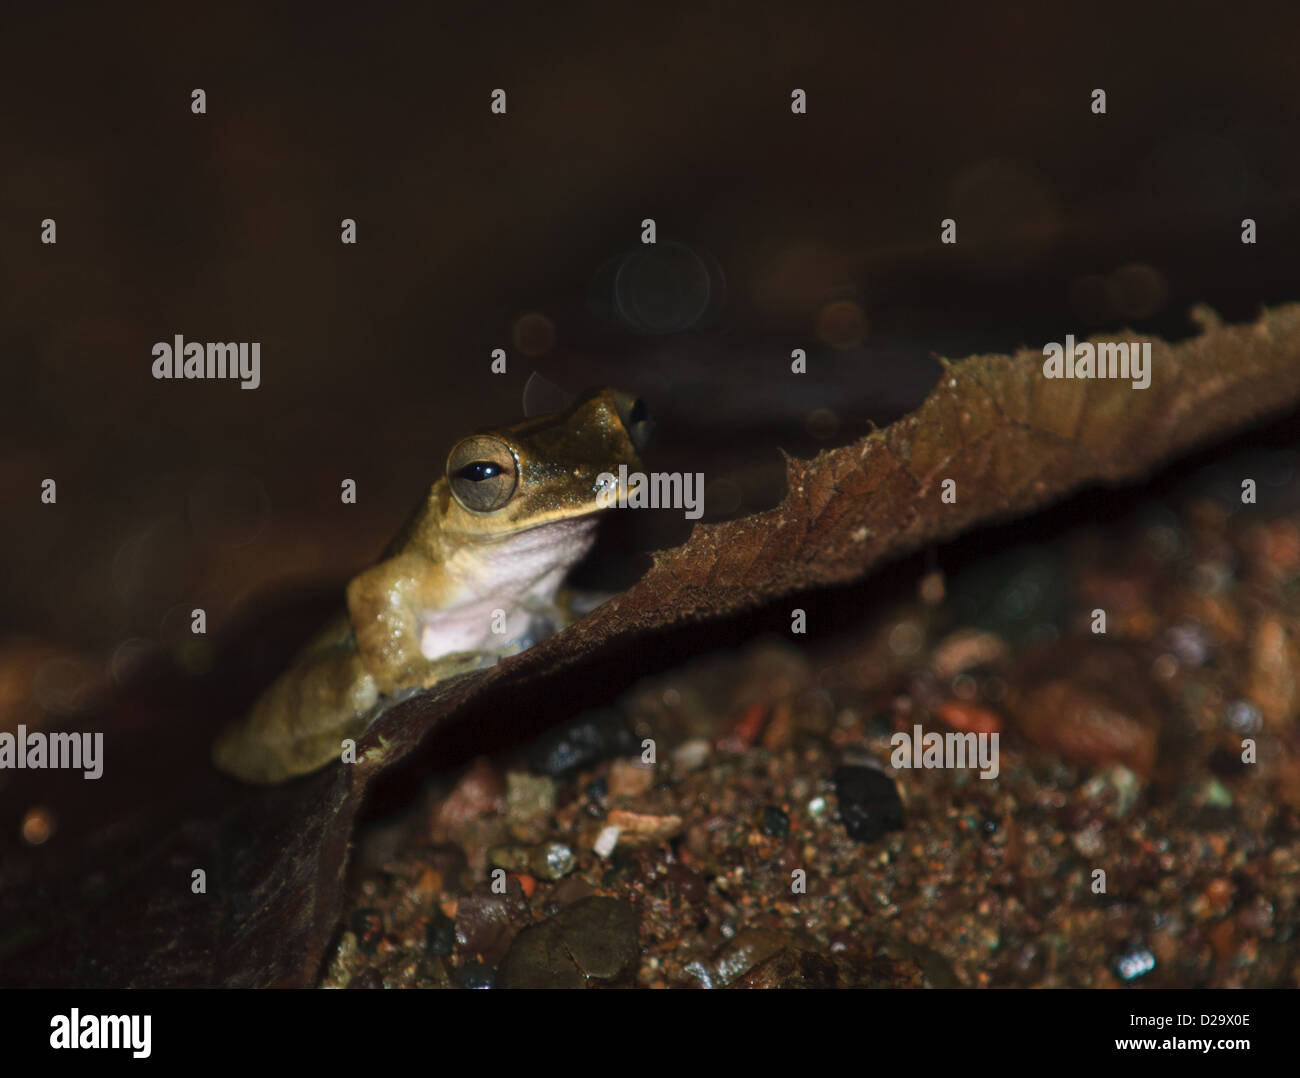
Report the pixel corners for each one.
[447,436,519,512]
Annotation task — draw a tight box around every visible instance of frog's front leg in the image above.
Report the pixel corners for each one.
[348,553,437,692]
[347,553,497,693]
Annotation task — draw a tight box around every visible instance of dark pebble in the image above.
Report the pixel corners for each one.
[832,764,904,842]
[424,910,456,957]
[759,805,790,839]
[458,961,496,989]
[454,881,527,966]
[496,896,640,989]
[345,968,384,989]
[735,946,839,988]
[351,908,385,954]
[665,863,707,904]
[584,777,609,818]
[526,708,641,776]
[708,928,826,988]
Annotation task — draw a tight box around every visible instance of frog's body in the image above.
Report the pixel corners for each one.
[213,387,650,784]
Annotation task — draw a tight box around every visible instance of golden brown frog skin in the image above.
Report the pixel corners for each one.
[213,387,649,784]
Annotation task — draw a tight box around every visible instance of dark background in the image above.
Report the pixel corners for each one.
[1,2,1297,725]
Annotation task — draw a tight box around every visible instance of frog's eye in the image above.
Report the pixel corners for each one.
[447,436,519,512]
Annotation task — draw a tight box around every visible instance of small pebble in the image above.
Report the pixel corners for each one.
[526,708,641,776]
[424,910,455,957]
[496,897,640,989]
[487,840,575,880]
[454,883,526,966]
[345,968,384,989]
[672,737,712,772]
[458,961,495,989]
[936,699,1003,735]
[538,840,576,879]
[759,805,790,839]
[435,759,504,832]
[1202,778,1234,809]
[593,825,622,859]
[608,758,655,797]
[832,764,904,843]
[505,771,556,843]
[1114,947,1156,982]
[351,908,384,955]
[605,809,684,847]
[665,863,707,903]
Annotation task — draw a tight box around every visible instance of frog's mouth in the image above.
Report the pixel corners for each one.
[472,512,604,545]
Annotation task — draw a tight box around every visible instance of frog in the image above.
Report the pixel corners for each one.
[212,386,651,784]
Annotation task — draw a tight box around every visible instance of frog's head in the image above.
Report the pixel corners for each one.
[439,387,651,537]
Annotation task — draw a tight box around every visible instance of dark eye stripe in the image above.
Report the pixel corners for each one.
[455,461,503,482]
